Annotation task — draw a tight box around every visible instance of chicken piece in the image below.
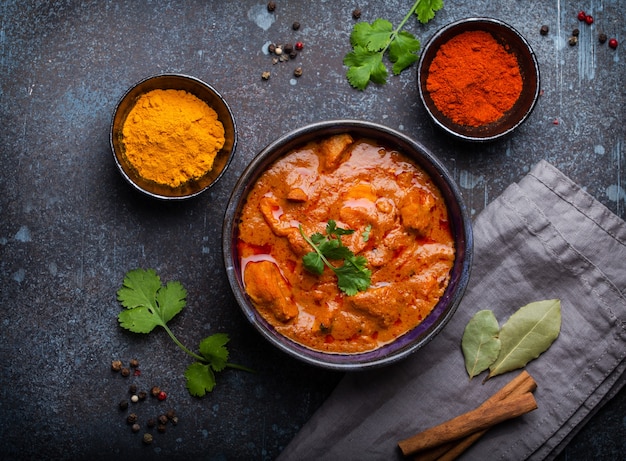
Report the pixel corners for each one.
[259,195,292,237]
[287,187,308,202]
[345,285,403,328]
[399,189,436,237]
[244,261,298,322]
[320,133,354,170]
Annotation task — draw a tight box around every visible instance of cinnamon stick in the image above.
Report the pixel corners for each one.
[398,391,537,456]
[411,370,537,461]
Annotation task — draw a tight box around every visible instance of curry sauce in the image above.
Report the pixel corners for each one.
[237,134,455,353]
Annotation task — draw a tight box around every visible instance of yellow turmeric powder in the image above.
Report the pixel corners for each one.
[121,89,225,188]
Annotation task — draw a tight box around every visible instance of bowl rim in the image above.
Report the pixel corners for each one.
[417,17,541,142]
[222,120,473,370]
[110,73,238,200]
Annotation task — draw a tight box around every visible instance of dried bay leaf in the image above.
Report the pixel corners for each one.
[488,299,561,378]
[462,310,501,379]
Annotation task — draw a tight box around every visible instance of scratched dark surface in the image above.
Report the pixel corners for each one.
[1,1,624,460]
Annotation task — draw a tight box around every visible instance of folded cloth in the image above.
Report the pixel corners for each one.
[278,160,626,461]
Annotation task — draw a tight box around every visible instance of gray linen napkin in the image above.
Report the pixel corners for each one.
[278,160,626,461]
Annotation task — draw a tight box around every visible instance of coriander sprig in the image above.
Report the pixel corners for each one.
[344,0,444,90]
[299,220,371,296]
[117,268,253,397]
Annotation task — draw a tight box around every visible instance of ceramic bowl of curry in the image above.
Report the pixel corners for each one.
[223,120,473,370]
[110,74,237,199]
[417,18,540,142]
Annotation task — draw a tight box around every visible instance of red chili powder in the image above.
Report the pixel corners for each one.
[426,30,523,127]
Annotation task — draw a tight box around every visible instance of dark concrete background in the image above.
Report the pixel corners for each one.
[1,1,624,460]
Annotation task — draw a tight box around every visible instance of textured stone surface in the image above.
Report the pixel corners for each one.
[1,1,624,459]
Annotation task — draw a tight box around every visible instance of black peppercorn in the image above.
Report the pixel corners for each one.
[158,414,169,425]
[150,386,161,397]
[119,400,129,411]
[289,50,297,59]
[129,359,139,368]
[352,8,362,19]
[598,33,607,44]
[147,418,156,428]
[137,391,147,401]
[294,67,303,77]
[120,367,130,377]
[127,413,138,424]
[267,1,276,12]
[129,384,137,395]
[157,424,167,433]
[284,43,294,54]
[572,28,580,37]
[540,25,549,35]
[568,36,578,46]
[166,409,176,420]
[268,43,276,53]
[292,21,300,31]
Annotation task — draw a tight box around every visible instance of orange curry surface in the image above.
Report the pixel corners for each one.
[237,134,455,353]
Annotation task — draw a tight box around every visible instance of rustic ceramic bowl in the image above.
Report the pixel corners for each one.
[223,120,473,370]
[417,18,540,142]
[110,74,237,199]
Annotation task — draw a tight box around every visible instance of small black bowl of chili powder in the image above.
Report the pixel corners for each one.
[417,17,540,142]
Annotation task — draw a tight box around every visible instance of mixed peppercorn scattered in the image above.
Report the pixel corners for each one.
[540,9,618,50]
[111,359,178,446]
[260,1,307,81]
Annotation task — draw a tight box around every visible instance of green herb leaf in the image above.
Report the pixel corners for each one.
[461,310,501,379]
[116,268,252,397]
[344,0,444,89]
[185,362,216,397]
[199,333,230,372]
[488,299,561,378]
[389,30,421,75]
[299,221,372,295]
[334,255,372,296]
[117,268,186,333]
[362,224,372,242]
[351,19,394,51]
[415,0,444,24]
[344,45,388,90]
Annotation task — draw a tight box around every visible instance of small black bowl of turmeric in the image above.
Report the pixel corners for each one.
[417,18,540,142]
[110,74,237,199]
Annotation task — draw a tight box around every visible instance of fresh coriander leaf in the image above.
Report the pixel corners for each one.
[321,244,354,261]
[155,280,187,324]
[303,251,325,275]
[199,333,230,372]
[116,268,253,397]
[351,19,393,51]
[334,256,372,296]
[299,223,371,295]
[363,224,372,242]
[310,232,327,245]
[415,0,444,24]
[118,306,162,334]
[116,268,186,334]
[326,220,354,237]
[185,362,216,397]
[117,268,162,310]
[344,46,388,90]
[389,30,421,75]
[344,0,444,89]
